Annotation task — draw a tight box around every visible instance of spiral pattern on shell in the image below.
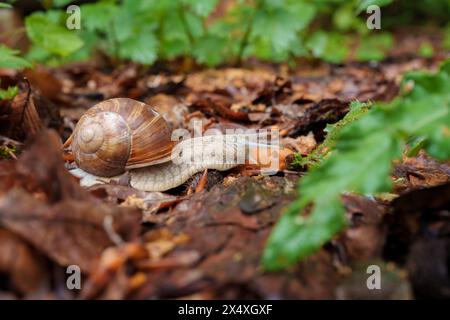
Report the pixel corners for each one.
[71,98,175,177]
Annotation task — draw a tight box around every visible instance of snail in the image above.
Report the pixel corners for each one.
[64,98,287,192]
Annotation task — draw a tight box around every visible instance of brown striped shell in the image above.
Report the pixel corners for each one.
[71,98,175,177]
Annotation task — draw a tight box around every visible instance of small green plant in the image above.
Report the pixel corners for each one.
[292,101,372,169]
[0,46,28,100]
[263,59,450,270]
[0,144,17,159]
[14,0,446,67]
[24,10,84,65]
[418,42,435,58]
[0,45,31,69]
[0,84,18,100]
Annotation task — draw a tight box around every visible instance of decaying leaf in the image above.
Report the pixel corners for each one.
[0,229,48,296]
[0,130,142,272]
[9,91,43,139]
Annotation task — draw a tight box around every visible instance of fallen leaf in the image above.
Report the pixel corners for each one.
[0,130,141,272]
[0,229,48,295]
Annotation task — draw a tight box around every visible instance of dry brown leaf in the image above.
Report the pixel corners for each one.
[0,130,142,272]
[0,229,48,295]
[9,92,43,139]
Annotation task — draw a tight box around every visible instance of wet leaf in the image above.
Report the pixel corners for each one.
[0,130,141,272]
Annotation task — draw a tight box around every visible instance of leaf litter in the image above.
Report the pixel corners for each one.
[0,52,449,299]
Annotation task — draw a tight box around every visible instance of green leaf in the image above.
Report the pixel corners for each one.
[183,11,205,39]
[25,13,84,57]
[401,63,450,159]
[286,1,317,30]
[356,33,393,61]
[111,9,138,42]
[444,25,450,50]
[0,2,12,9]
[418,42,434,58]
[118,30,158,65]
[263,197,346,270]
[192,34,228,66]
[325,101,372,142]
[249,3,315,60]
[0,45,31,69]
[264,127,403,270]
[440,58,450,75]
[182,0,218,17]
[263,59,450,271]
[25,45,52,63]
[253,9,290,50]
[160,12,190,58]
[64,31,98,62]
[80,2,117,32]
[305,131,402,199]
[296,101,372,168]
[52,0,74,7]
[333,4,356,31]
[425,125,450,160]
[406,136,427,157]
[307,31,349,64]
[0,86,18,100]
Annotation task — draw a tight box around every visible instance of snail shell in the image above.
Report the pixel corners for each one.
[71,98,175,177]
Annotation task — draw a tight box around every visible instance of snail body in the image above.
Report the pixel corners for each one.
[129,135,241,191]
[68,98,283,192]
[70,136,239,192]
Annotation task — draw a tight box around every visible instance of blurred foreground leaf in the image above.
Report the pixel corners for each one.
[263,59,450,270]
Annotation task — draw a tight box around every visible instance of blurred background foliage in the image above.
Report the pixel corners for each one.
[1,0,450,67]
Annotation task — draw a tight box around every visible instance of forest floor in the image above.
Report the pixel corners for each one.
[0,31,449,299]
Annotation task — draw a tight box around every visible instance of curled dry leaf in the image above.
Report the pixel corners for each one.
[9,91,43,140]
[0,130,142,272]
